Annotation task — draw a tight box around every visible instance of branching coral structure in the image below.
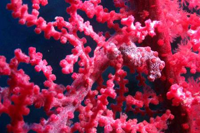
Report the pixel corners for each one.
[1,0,200,133]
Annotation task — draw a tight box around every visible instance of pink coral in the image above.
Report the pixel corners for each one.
[1,0,200,133]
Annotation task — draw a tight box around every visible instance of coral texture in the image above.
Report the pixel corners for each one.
[1,0,200,133]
